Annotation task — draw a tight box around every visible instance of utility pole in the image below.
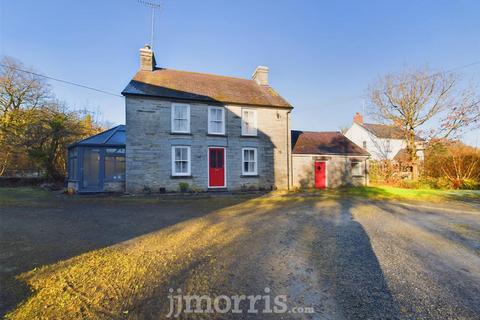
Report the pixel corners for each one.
[138,0,161,49]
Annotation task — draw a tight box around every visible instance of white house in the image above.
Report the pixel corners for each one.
[344,113,424,162]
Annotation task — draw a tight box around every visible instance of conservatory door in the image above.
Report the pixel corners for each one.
[82,148,102,192]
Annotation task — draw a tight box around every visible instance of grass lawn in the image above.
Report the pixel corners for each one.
[0,187,55,206]
[307,185,480,202]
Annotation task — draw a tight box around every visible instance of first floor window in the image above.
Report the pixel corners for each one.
[208,106,225,134]
[351,161,362,176]
[171,103,190,133]
[172,146,191,176]
[242,108,257,136]
[242,148,257,175]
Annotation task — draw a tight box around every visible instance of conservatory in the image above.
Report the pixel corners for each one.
[67,125,126,193]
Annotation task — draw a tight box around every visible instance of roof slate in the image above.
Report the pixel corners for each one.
[122,68,292,108]
[291,131,370,156]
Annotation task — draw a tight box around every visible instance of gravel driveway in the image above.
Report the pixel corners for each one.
[1,192,479,319]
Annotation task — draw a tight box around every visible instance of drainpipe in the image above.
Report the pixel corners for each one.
[286,109,292,191]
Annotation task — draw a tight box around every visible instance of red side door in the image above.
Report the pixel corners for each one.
[209,148,225,187]
[314,161,326,189]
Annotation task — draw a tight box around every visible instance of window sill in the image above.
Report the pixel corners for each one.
[170,132,192,136]
[240,135,258,138]
[170,175,193,179]
[352,175,364,178]
[207,133,226,137]
[241,174,259,178]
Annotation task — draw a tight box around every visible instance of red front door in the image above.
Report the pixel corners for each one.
[314,161,326,189]
[209,148,225,187]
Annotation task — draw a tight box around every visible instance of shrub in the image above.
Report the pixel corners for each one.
[459,179,480,190]
[178,182,189,193]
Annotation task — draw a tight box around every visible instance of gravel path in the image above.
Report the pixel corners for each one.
[1,194,479,319]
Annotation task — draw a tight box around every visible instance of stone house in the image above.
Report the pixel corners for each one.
[344,112,425,161]
[291,131,370,188]
[121,45,293,193]
[67,46,371,193]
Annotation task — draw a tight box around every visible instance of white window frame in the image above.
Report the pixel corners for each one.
[208,106,225,135]
[351,161,363,176]
[241,108,258,136]
[242,147,258,175]
[171,103,190,133]
[171,146,191,176]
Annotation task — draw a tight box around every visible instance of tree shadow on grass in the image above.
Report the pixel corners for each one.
[4,194,296,319]
[0,193,261,317]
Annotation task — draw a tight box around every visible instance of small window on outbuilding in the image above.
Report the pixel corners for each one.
[351,161,363,176]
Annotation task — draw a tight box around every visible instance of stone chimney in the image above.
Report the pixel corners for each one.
[353,112,363,124]
[139,45,156,71]
[252,66,269,85]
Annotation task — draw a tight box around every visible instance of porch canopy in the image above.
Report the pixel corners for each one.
[67,125,126,193]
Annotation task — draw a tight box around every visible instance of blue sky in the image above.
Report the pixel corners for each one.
[1,0,479,145]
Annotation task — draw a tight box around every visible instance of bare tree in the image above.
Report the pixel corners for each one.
[368,68,477,180]
[0,56,53,175]
[0,56,51,115]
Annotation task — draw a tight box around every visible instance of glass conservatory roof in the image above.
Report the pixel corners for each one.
[69,125,125,148]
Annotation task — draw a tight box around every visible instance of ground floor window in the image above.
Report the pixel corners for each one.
[351,161,363,176]
[242,148,257,175]
[172,146,191,176]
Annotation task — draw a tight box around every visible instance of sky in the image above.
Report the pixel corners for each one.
[1,0,479,145]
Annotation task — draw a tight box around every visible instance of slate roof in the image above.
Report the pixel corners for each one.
[291,131,370,156]
[122,68,292,108]
[69,125,125,148]
[359,123,424,141]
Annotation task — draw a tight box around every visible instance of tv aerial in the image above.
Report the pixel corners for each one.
[137,0,162,49]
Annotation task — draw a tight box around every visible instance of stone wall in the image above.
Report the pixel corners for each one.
[67,181,125,193]
[125,96,291,193]
[292,154,369,188]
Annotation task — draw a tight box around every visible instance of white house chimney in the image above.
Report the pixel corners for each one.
[139,44,156,71]
[252,66,269,85]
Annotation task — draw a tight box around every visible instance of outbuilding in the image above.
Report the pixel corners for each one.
[67,125,126,193]
[291,131,370,189]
